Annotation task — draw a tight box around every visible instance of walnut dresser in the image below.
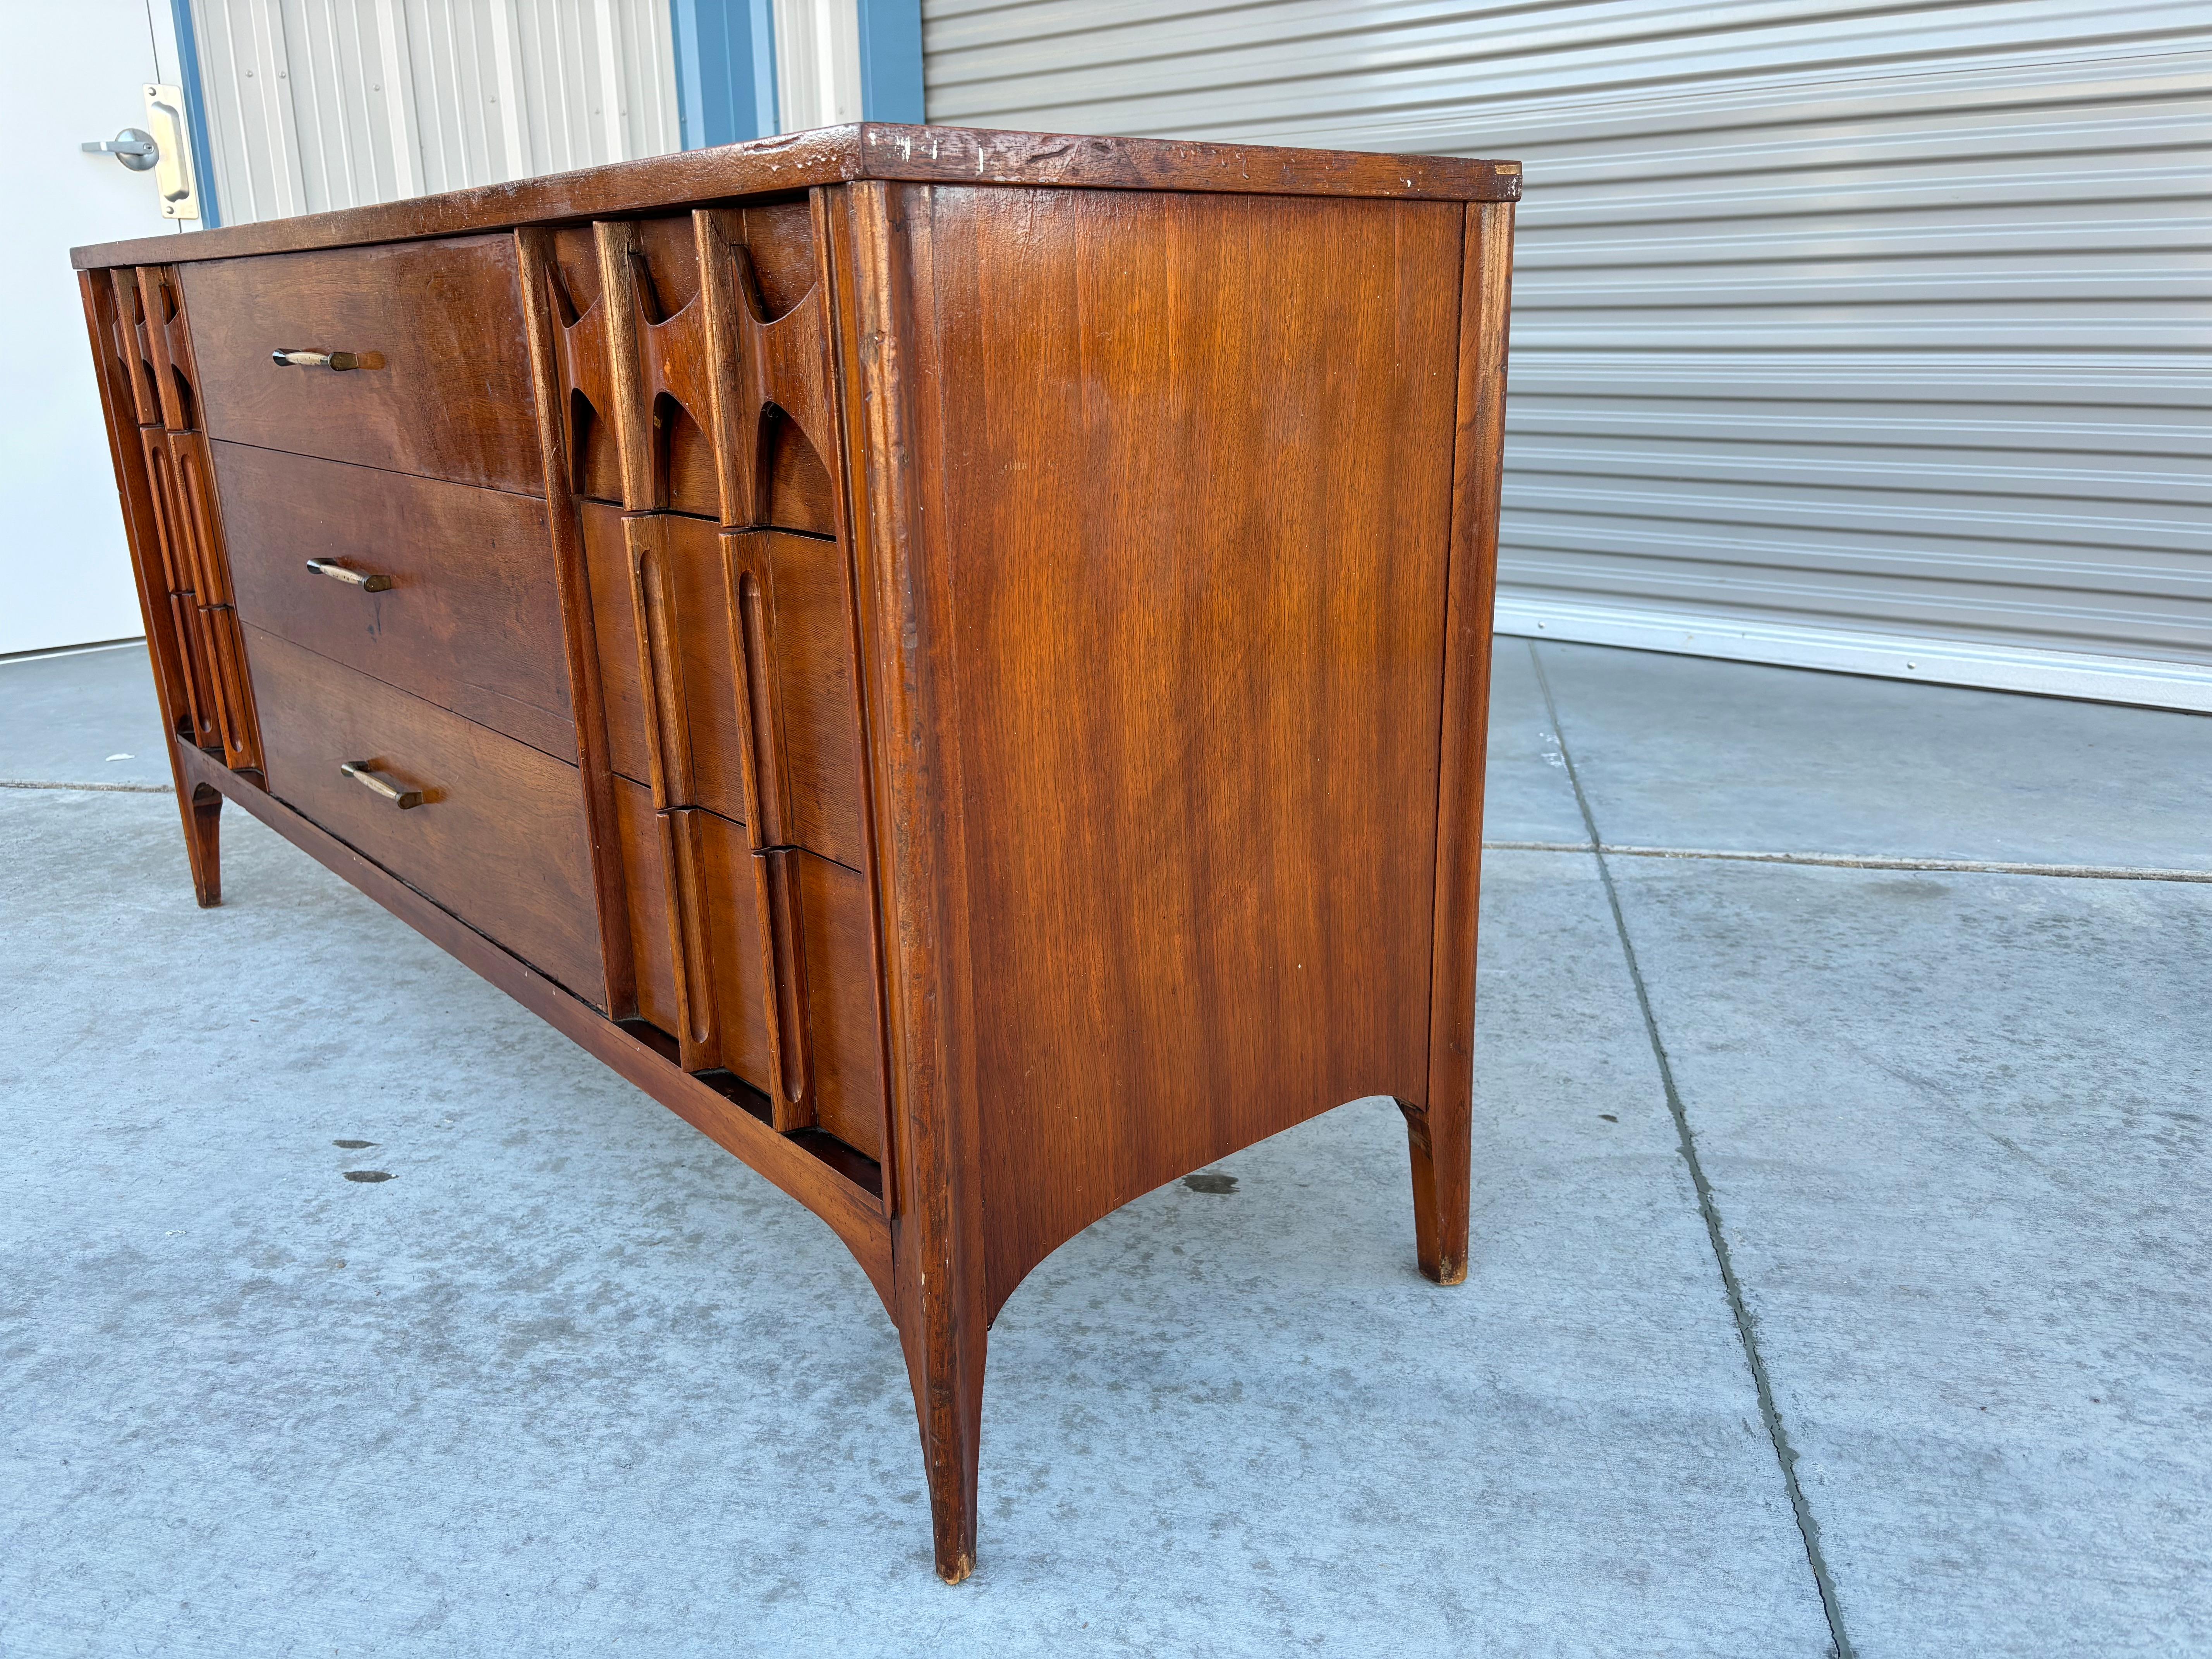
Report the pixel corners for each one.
[73,124,1518,1583]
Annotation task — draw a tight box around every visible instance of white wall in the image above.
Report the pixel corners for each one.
[2,1,188,656]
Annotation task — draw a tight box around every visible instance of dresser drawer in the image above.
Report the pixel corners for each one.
[247,626,603,1001]
[611,778,882,1160]
[217,444,574,760]
[580,500,865,867]
[179,235,541,494]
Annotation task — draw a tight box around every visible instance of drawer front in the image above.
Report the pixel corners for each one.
[248,626,603,1001]
[218,443,574,760]
[180,235,541,494]
[611,778,882,1161]
[538,206,840,533]
[581,501,865,868]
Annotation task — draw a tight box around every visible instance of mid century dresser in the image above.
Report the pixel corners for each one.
[74,124,1518,1583]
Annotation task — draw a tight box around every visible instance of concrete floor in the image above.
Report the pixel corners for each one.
[2,639,2206,1657]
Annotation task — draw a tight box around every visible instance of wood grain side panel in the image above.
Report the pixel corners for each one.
[247,626,603,1000]
[179,236,541,493]
[905,185,1465,1312]
[216,444,575,759]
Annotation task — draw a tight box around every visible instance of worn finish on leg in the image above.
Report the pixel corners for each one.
[1399,1097,1471,1285]
[898,1274,986,1584]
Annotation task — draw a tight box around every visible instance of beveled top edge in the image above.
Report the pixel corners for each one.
[72,123,1520,270]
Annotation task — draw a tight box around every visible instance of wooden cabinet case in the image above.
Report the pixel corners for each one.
[73,124,1518,1583]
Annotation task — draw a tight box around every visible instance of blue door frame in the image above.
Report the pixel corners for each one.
[169,0,223,227]
[671,0,925,144]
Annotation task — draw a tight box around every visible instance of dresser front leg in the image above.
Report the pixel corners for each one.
[178,778,223,908]
[897,1270,987,1584]
[1397,1096,1470,1285]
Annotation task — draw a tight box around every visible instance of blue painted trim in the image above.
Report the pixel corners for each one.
[749,0,778,135]
[856,0,924,124]
[668,0,780,146]
[169,0,222,227]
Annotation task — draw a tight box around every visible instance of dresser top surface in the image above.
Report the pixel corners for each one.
[72,122,1519,272]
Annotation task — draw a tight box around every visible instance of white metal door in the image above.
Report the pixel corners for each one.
[923,1,2212,711]
[4,0,193,656]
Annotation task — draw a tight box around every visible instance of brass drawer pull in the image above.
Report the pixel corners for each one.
[304,557,393,592]
[340,761,424,809]
[270,347,381,371]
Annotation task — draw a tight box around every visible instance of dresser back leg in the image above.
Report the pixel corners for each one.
[1397,1096,1471,1285]
[177,777,223,908]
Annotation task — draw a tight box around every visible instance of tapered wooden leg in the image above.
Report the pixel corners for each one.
[177,777,222,908]
[897,1273,986,1583]
[1397,1097,1470,1285]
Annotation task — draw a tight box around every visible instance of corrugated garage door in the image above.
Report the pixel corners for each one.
[187,0,682,222]
[922,2,2212,710]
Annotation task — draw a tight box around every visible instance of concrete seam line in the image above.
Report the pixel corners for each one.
[0,779,173,794]
[1482,841,2212,884]
[1529,640,1856,1659]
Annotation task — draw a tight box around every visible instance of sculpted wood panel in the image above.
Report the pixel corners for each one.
[608,783,884,1159]
[545,208,840,534]
[114,265,261,773]
[580,502,865,866]
[247,627,603,1002]
[180,235,542,493]
[218,443,574,759]
[81,271,223,904]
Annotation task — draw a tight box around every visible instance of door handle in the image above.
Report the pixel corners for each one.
[82,129,158,170]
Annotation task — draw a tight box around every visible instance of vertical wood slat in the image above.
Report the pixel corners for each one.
[810,181,899,1212]
[515,226,640,1019]
[115,261,261,773]
[828,175,989,1584]
[79,273,224,907]
[1413,198,1513,1288]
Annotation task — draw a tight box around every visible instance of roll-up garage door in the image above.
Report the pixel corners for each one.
[922,2,2212,710]
[185,0,682,222]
